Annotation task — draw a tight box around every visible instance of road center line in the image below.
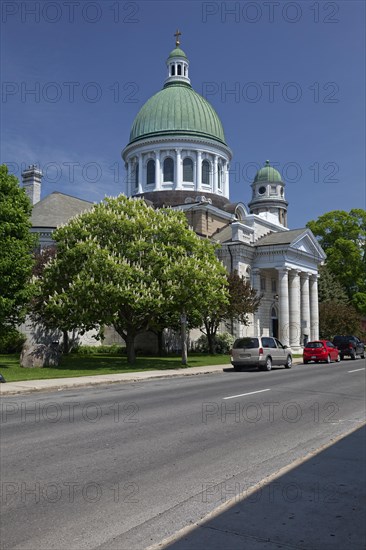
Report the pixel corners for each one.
[223,388,271,400]
[347,368,365,373]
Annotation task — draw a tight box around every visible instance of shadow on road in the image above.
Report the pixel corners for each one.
[165,425,366,549]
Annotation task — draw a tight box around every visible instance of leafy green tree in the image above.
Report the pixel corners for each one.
[0,165,36,332]
[31,246,77,353]
[307,210,366,312]
[200,270,261,354]
[318,264,348,304]
[38,195,229,364]
[319,301,364,340]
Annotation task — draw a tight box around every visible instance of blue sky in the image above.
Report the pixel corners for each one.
[1,0,365,228]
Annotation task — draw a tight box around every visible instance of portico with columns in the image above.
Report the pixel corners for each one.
[217,228,325,353]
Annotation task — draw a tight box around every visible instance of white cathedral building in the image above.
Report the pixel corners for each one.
[22,35,326,352]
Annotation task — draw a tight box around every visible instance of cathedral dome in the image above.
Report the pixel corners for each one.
[129,84,226,145]
[254,160,283,183]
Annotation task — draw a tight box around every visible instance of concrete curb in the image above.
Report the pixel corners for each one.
[0,360,304,396]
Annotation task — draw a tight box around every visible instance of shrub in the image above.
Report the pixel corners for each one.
[73,344,126,355]
[0,329,27,354]
[195,332,234,354]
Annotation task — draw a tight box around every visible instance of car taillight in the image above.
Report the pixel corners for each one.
[259,347,263,355]
[349,344,353,349]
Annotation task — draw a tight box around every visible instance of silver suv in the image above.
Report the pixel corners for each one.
[231,336,292,371]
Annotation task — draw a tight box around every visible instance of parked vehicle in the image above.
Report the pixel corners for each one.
[303,340,340,364]
[231,336,292,371]
[332,335,365,360]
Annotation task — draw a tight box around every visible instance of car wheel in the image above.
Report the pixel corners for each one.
[304,360,309,364]
[340,355,344,361]
[233,365,242,372]
[326,355,331,364]
[361,352,365,359]
[336,354,341,362]
[285,355,292,368]
[264,357,272,371]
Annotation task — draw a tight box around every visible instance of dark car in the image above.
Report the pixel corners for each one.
[332,335,365,360]
[303,340,340,364]
[231,336,292,371]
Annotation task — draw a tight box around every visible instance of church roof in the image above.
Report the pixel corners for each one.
[127,41,227,146]
[128,84,226,145]
[255,228,306,246]
[167,47,188,60]
[254,160,283,183]
[31,192,94,228]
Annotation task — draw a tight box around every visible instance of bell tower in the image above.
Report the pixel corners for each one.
[248,160,288,227]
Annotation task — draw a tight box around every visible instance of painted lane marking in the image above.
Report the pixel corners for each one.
[223,388,271,400]
[348,368,365,373]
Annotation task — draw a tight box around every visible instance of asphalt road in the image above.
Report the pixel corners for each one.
[1,359,365,549]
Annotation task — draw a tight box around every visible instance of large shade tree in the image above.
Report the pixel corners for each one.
[36,195,229,363]
[0,165,36,332]
[307,209,366,313]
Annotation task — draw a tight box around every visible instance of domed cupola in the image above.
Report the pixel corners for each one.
[122,31,232,206]
[165,31,191,87]
[248,160,288,227]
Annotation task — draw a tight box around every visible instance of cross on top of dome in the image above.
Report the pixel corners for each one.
[174,29,182,47]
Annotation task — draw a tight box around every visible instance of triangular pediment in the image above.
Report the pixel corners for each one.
[290,230,326,261]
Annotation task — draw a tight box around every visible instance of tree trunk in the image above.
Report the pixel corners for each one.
[157,330,164,356]
[207,331,216,355]
[125,332,136,364]
[62,330,69,354]
[181,313,187,366]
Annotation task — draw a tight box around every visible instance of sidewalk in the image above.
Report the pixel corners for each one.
[153,424,366,550]
[0,360,304,395]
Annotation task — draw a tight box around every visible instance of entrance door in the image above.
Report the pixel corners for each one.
[271,307,279,339]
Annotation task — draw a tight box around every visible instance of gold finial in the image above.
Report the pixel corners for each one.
[174,29,182,47]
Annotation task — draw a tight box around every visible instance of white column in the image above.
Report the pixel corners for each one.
[277,268,290,346]
[213,155,218,194]
[126,162,132,197]
[300,272,311,345]
[289,270,301,350]
[176,148,182,189]
[137,154,142,194]
[310,275,319,340]
[252,269,261,337]
[155,150,161,190]
[224,162,230,198]
[196,151,202,191]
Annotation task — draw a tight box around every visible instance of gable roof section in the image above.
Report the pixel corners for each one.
[255,228,305,246]
[31,192,94,228]
[256,228,326,262]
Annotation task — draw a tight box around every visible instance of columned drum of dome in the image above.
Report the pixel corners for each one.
[122,35,232,203]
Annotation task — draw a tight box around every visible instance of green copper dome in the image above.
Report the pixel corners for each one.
[129,83,227,145]
[168,47,188,60]
[254,161,283,183]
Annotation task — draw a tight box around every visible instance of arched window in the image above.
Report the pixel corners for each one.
[146,159,155,185]
[218,164,222,189]
[202,160,210,185]
[171,65,175,76]
[134,162,139,190]
[177,64,182,75]
[163,157,174,182]
[183,158,193,182]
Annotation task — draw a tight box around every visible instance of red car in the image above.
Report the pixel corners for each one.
[303,340,340,364]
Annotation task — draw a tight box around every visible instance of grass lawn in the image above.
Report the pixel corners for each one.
[0,353,231,382]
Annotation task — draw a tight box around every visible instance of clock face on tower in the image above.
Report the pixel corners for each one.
[258,186,266,195]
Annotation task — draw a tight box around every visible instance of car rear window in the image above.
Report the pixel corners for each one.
[233,338,259,349]
[306,342,324,349]
[333,336,347,344]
